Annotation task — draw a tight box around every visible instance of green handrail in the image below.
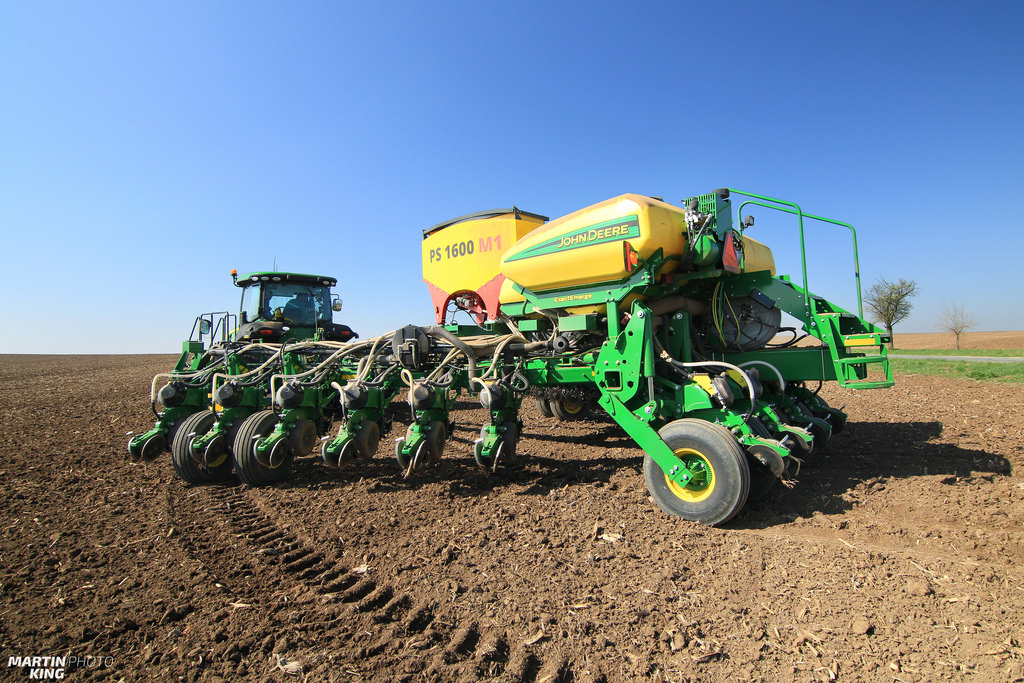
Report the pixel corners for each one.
[728,189,863,319]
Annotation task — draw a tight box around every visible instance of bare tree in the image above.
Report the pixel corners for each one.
[938,300,975,349]
[864,277,918,348]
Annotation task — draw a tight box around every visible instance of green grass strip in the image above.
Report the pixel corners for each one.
[892,358,1024,383]
[889,348,1024,357]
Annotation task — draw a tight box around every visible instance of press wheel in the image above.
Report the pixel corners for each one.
[355,421,381,459]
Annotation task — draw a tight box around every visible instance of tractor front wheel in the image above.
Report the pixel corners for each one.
[171,411,233,484]
[644,419,750,526]
[233,410,292,487]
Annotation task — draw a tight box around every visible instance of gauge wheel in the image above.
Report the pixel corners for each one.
[644,419,750,526]
[550,395,588,421]
[425,420,447,463]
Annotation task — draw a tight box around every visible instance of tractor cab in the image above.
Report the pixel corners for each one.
[232,271,358,343]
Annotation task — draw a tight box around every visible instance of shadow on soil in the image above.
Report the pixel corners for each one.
[272,420,642,498]
[240,419,1011,529]
[738,420,1012,528]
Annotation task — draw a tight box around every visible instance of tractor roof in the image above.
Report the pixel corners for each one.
[235,272,337,288]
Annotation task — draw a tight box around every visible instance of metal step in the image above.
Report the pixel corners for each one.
[839,378,894,389]
[837,355,889,366]
[841,333,884,347]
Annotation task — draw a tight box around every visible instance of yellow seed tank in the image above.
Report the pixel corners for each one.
[499,194,689,295]
[423,193,776,321]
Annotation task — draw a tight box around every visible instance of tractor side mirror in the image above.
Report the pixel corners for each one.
[199,319,212,335]
[332,297,343,312]
[743,215,755,228]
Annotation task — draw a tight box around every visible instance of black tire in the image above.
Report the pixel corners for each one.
[808,421,831,458]
[644,419,750,526]
[819,406,847,435]
[395,438,410,471]
[535,397,554,418]
[502,421,520,451]
[171,411,233,484]
[425,420,447,462]
[232,410,291,487]
[354,421,381,459]
[550,395,588,421]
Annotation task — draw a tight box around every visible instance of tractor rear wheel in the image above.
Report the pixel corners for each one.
[171,411,233,484]
[232,410,292,487]
[644,419,750,526]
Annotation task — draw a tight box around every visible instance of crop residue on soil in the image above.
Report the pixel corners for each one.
[2,354,1023,681]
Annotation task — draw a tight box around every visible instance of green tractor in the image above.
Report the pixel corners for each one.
[127,270,358,471]
[231,270,357,344]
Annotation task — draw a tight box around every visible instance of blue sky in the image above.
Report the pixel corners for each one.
[2,1,1022,354]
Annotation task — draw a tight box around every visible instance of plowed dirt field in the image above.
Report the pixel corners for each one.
[2,353,1023,682]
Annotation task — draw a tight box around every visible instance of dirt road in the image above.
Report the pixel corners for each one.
[2,354,1023,681]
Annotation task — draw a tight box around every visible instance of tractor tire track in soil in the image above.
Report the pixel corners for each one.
[171,483,576,682]
[2,354,1024,681]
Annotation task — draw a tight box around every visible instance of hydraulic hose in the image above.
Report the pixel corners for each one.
[269,337,380,406]
[647,295,707,317]
[681,359,757,422]
[355,332,395,382]
[427,326,477,378]
[502,338,554,354]
[654,338,757,421]
[739,360,785,391]
[479,336,518,380]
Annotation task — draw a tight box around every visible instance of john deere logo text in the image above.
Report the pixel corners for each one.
[505,215,641,262]
[557,223,633,248]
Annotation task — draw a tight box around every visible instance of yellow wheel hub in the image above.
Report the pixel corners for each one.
[665,448,715,503]
[562,400,583,414]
